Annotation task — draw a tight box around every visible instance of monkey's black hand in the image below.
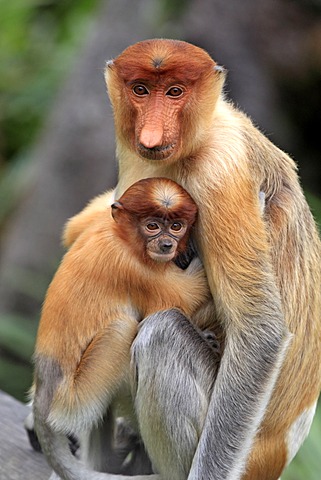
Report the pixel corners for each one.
[174,241,196,270]
[26,426,42,452]
[26,426,79,456]
[202,329,221,354]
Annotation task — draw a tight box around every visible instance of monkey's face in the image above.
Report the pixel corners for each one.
[141,218,188,262]
[105,39,225,163]
[128,83,188,162]
[108,78,191,163]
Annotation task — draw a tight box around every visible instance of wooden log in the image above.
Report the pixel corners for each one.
[0,390,50,480]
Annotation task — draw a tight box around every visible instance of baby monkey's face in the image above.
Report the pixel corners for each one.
[140,218,188,262]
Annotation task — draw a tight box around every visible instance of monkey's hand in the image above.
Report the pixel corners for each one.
[24,412,42,452]
[174,242,196,269]
[184,256,204,276]
[202,329,221,353]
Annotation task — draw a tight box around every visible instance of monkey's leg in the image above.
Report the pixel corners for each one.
[241,398,317,480]
[131,308,220,480]
[34,322,159,480]
[38,317,139,436]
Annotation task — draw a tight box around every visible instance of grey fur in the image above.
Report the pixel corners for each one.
[33,355,158,479]
[131,309,221,480]
[32,306,288,480]
[34,355,63,419]
[35,412,158,480]
[129,302,290,480]
[187,304,291,479]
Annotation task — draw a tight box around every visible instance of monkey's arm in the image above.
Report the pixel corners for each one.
[34,313,143,480]
[35,314,138,436]
[188,181,291,480]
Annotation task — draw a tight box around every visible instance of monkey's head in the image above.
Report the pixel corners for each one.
[105,39,225,163]
[111,177,197,264]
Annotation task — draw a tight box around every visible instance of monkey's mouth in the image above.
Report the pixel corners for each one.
[137,143,176,160]
[148,251,176,262]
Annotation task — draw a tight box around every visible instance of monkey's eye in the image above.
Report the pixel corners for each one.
[146,222,160,232]
[166,86,184,98]
[133,85,149,96]
[170,222,183,232]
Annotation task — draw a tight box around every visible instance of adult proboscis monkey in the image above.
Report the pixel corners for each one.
[32,39,321,480]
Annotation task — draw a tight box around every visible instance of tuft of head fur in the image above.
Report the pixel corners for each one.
[115,177,198,224]
[110,39,216,84]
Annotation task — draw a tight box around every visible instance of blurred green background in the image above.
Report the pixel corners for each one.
[0,0,321,478]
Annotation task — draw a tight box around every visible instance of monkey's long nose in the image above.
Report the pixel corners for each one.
[139,125,163,149]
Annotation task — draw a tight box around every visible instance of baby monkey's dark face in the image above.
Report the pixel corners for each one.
[140,218,188,262]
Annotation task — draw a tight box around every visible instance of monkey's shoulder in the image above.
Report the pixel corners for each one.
[63,192,115,248]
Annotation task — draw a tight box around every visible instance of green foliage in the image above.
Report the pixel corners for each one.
[0,3,320,477]
[306,192,321,230]
[0,0,100,237]
[0,314,36,361]
[0,0,100,400]
[0,357,33,401]
[0,313,37,401]
[283,401,321,479]
[161,0,191,19]
[0,0,99,162]
[0,150,34,225]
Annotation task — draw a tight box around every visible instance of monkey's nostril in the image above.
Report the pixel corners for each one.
[160,241,173,252]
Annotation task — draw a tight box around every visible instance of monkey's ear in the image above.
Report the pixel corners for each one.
[106,59,114,69]
[111,201,124,222]
[214,65,226,75]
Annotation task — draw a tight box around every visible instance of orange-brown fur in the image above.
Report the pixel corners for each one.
[36,39,321,479]
[88,39,320,478]
[34,177,210,434]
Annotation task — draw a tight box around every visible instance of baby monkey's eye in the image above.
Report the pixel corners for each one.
[146,222,160,231]
[170,222,183,232]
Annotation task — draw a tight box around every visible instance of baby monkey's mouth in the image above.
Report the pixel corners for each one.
[148,251,176,263]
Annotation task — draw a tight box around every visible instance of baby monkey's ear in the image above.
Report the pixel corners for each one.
[111,201,124,222]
